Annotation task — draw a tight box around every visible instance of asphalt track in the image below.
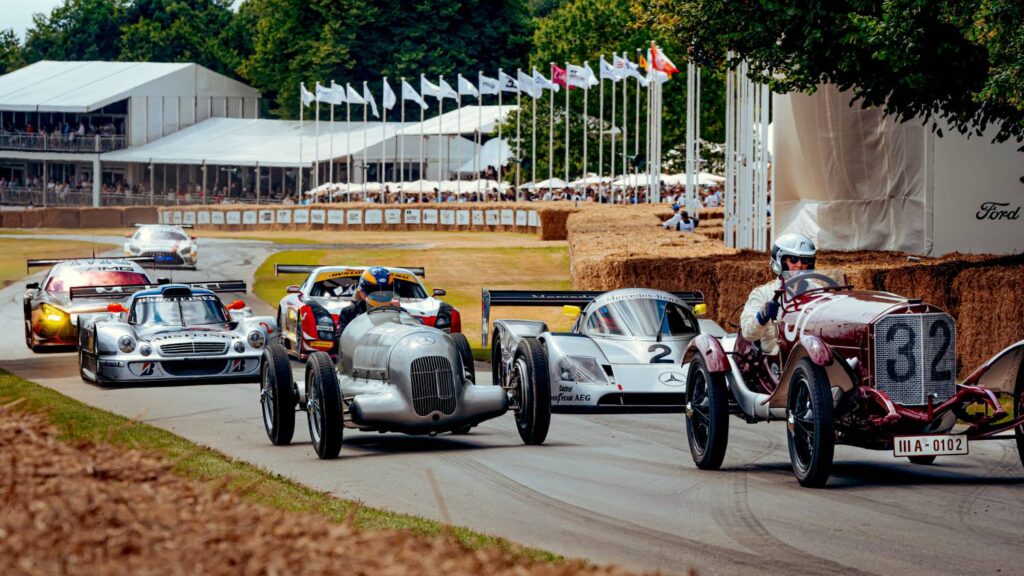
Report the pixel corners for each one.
[2,236,1022,575]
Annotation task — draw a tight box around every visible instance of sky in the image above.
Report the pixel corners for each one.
[2,1,240,41]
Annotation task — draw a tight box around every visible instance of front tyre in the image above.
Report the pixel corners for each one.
[450,332,475,384]
[510,338,551,445]
[786,358,835,488]
[260,344,296,446]
[306,351,343,459]
[685,355,730,470]
[1014,365,1024,468]
[490,328,504,387]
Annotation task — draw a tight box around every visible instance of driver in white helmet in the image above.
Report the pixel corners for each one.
[739,233,816,356]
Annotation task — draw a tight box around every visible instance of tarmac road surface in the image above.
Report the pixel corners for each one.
[2,236,1022,575]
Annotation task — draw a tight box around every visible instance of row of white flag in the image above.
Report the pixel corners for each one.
[298,50,676,119]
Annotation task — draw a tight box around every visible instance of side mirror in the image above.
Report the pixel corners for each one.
[286,285,302,294]
[157,277,170,285]
[107,303,126,314]
[25,282,39,290]
[692,303,707,317]
[226,300,246,311]
[563,305,581,318]
[432,288,446,297]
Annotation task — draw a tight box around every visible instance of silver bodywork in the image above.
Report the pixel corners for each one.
[299,308,506,434]
[124,224,198,267]
[79,302,277,385]
[493,288,717,412]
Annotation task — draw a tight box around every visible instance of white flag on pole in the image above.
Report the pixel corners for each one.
[363,84,379,118]
[600,56,619,81]
[566,64,589,89]
[532,68,559,92]
[402,79,428,109]
[516,69,540,98]
[438,77,459,99]
[330,81,348,104]
[300,82,316,106]
[315,82,332,103]
[583,62,599,87]
[345,83,366,105]
[458,75,479,98]
[382,77,397,110]
[421,75,443,100]
[498,70,519,93]
[613,54,630,80]
[478,74,500,95]
[624,57,644,81]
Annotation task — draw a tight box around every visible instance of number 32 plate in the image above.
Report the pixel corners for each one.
[893,435,968,457]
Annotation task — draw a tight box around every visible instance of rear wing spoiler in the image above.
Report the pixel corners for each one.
[27,256,156,272]
[70,280,247,300]
[480,289,705,346]
[274,264,426,278]
[134,223,193,228]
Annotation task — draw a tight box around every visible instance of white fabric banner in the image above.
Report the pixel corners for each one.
[385,209,402,224]
[211,211,224,225]
[457,210,471,225]
[472,210,484,225]
[485,209,500,225]
[197,211,211,225]
[310,209,326,224]
[258,209,273,224]
[327,209,344,224]
[440,210,455,225]
[276,209,291,224]
[346,209,362,225]
[365,209,383,224]
[293,209,310,224]
[404,208,421,224]
[515,210,527,226]
[422,209,438,224]
[500,209,514,225]
[182,211,196,225]
[226,211,241,225]
[242,211,257,225]
[172,211,182,224]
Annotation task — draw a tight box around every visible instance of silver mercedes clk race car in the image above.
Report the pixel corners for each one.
[484,288,720,413]
[259,305,550,459]
[76,281,277,386]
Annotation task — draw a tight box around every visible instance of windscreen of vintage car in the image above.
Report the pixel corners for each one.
[129,295,227,326]
[309,277,428,301]
[782,270,848,299]
[135,227,188,242]
[583,297,697,338]
[45,269,150,293]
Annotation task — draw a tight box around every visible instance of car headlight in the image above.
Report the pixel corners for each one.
[233,341,245,353]
[40,303,68,324]
[139,344,152,356]
[118,335,136,353]
[556,356,607,384]
[247,330,265,349]
[179,245,192,255]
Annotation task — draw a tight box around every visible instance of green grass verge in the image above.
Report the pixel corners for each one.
[0,369,558,562]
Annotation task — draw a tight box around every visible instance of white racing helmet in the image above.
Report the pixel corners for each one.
[770,233,817,275]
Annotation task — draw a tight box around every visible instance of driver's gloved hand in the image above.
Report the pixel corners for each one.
[756,301,779,325]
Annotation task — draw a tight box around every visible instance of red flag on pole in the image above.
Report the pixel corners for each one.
[551,63,574,90]
[650,42,679,78]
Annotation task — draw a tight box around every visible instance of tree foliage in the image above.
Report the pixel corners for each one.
[24,0,128,62]
[0,29,26,75]
[119,0,243,76]
[635,0,1024,144]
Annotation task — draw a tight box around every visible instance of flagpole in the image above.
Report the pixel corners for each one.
[598,61,603,198]
[363,81,369,199]
[314,95,320,191]
[400,78,406,203]
[635,50,642,201]
[346,94,352,187]
[497,73,503,196]
[329,96,334,184]
[380,78,387,186]
[548,63,554,191]
[438,74,444,197]
[583,62,589,189]
[298,84,304,199]
[564,61,569,187]
[611,53,617,203]
[622,62,628,200]
[419,75,425,199]
[477,71,483,197]
[531,69,537,191]
[456,74,462,197]
[516,69,522,198]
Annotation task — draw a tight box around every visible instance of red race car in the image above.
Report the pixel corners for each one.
[274,264,460,361]
[683,270,1024,487]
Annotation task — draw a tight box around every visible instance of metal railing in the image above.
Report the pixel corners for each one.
[0,186,298,207]
[0,133,128,153]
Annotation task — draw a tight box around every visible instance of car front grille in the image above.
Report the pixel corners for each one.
[409,356,457,416]
[159,341,228,356]
[161,360,228,376]
[873,313,957,405]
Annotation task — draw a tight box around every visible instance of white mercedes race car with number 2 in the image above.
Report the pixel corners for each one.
[485,288,720,413]
[77,282,277,386]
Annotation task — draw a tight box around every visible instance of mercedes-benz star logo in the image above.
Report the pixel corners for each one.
[658,371,687,387]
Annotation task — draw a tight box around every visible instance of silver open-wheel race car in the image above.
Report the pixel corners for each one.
[484,288,716,413]
[76,281,276,386]
[258,305,550,459]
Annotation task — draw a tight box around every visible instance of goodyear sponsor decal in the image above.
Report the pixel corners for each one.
[309,339,334,350]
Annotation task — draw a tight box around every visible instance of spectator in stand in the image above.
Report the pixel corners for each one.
[704,186,722,208]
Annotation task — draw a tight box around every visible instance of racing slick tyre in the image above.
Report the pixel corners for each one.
[685,354,729,470]
[306,351,343,459]
[260,344,296,446]
[490,328,505,387]
[787,358,835,488]
[908,455,937,465]
[24,319,36,352]
[510,338,551,445]
[450,332,475,384]
[1014,366,1024,468]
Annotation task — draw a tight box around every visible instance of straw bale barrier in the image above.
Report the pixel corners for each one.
[1,210,23,228]
[41,208,80,228]
[0,207,159,229]
[567,206,1024,376]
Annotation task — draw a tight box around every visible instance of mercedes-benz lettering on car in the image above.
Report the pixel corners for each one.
[76,281,277,386]
[258,306,549,459]
[485,288,716,413]
[23,258,156,351]
[681,270,1024,487]
[274,264,460,360]
[125,224,198,268]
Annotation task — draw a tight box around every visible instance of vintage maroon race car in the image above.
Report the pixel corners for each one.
[682,270,1024,487]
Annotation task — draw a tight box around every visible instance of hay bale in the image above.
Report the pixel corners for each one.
[538,206,577,240]
[41,208,79,228]
[122,207,159,226]
[20,209,43,228]
[952,264,1024,376]
[78,208,122,229]
[1,211,24,228]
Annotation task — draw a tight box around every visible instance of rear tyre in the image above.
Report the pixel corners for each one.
[306,351,343,459]
[24,319,36,352]
[685,354,730,470]
[450,332,475,384]
[787,358,835,488]
[260,344,296,446]
[490,328,504,387]
[510,338,551,445]
[1014,364,1024,468]
[908,455,937,465]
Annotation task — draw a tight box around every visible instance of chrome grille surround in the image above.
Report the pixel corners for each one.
[409,355,457,416]
[873,313,956,405]
[159,341,229,356]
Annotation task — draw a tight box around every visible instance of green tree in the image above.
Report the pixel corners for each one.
[119,0,241,76]
[24,0,128,62]
[240,0,534,118]
[635,0,1024,145]
[0,29,26,74]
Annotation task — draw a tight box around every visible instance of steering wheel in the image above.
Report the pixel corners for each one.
[726,301,745,330]
[783,272,839,298]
